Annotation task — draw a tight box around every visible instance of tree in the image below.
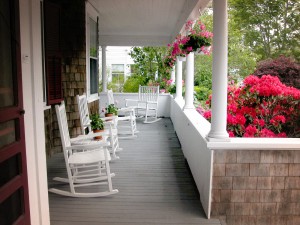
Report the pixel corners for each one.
[129,46,169,83]
[194,10,257,92]
[253,56,300,89]
[229,0,300,61]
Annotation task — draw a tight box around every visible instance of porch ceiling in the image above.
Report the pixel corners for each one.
[88,0,211,46]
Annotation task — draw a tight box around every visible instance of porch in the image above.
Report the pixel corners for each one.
[47,118,221,225]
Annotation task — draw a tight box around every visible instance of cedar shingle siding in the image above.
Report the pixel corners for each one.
[43,0,99,156]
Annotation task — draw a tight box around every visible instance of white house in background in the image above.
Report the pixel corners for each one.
[99,46,134,88]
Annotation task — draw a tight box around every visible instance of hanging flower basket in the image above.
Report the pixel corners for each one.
[181,21,213,55]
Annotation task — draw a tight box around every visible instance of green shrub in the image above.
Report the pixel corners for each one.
[194,86,211,102]
[123,75,146,93]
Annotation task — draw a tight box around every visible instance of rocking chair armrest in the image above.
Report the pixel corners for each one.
[102,116,118,121]
[118,107,135,113]
[146,100,158,104]
[125,98,139,107]
[70,131,110,142]
[125,99,138,103]
[103,120,114,126]
[67,141,110,150]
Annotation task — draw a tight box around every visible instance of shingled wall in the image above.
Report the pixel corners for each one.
[44,0,99,156]
[211,149,300,225]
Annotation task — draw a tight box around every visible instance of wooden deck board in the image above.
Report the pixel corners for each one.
[47,118,220,225]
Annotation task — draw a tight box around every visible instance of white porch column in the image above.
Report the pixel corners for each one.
[175,57,183,101]
[183,52,195,110]
[101,45,107,92]
[207,0,229,140]
[170,65,176,84]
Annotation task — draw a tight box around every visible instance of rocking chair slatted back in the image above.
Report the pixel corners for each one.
[139,85,159,103]
[55,101,71,148]
[76,94,92,135]
[107,89,114,105]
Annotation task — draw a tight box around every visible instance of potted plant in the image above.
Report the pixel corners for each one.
[90,113,104,140]
[105,104,118,117]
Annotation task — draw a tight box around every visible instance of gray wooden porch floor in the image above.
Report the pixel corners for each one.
[47,118,221,225]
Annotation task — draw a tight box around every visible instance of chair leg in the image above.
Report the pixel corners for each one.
[145,104,149,123]
[104,148,113,192]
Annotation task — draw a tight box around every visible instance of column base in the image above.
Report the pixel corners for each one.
[206,130,230,142]
[206,136,230,142]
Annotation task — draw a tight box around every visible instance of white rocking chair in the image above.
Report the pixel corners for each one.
[49,101,118,197]
[107,89,138,138]
[125,85,161,123]
[76,94,121,160]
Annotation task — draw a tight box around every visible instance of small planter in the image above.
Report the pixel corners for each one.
[105,113,114,121]
[93,129,104,140]
[105,113,114,117]
[177,56,186,61]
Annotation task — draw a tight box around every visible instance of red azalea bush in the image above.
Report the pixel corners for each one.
[201,75,300,137]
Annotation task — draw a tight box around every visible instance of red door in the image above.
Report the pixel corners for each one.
[0,0,31,224]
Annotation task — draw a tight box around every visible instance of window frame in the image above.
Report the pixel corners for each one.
[86,2,99,102]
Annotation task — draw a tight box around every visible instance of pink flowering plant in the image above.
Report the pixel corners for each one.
[201,75,300,137]
[163,46,176,73]
[163,34,188,72]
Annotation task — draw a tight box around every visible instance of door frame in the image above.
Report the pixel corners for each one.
[0,0,31,224]
[19,0,50,224]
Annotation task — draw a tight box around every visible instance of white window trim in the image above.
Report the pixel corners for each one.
[86,2,99,102]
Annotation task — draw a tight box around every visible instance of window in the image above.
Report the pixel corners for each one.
[86,3,99,101]
[111,64,125,92]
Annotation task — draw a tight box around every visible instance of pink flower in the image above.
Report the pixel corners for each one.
[260,128,276,137]
[244,125,258,137]
[187,46,193,52]
[228,131,235,137]
[166,79,173,86]
[277,132,287,138]
[227,114,237,125]
[236,114,246,125]
[203,111,211,120]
